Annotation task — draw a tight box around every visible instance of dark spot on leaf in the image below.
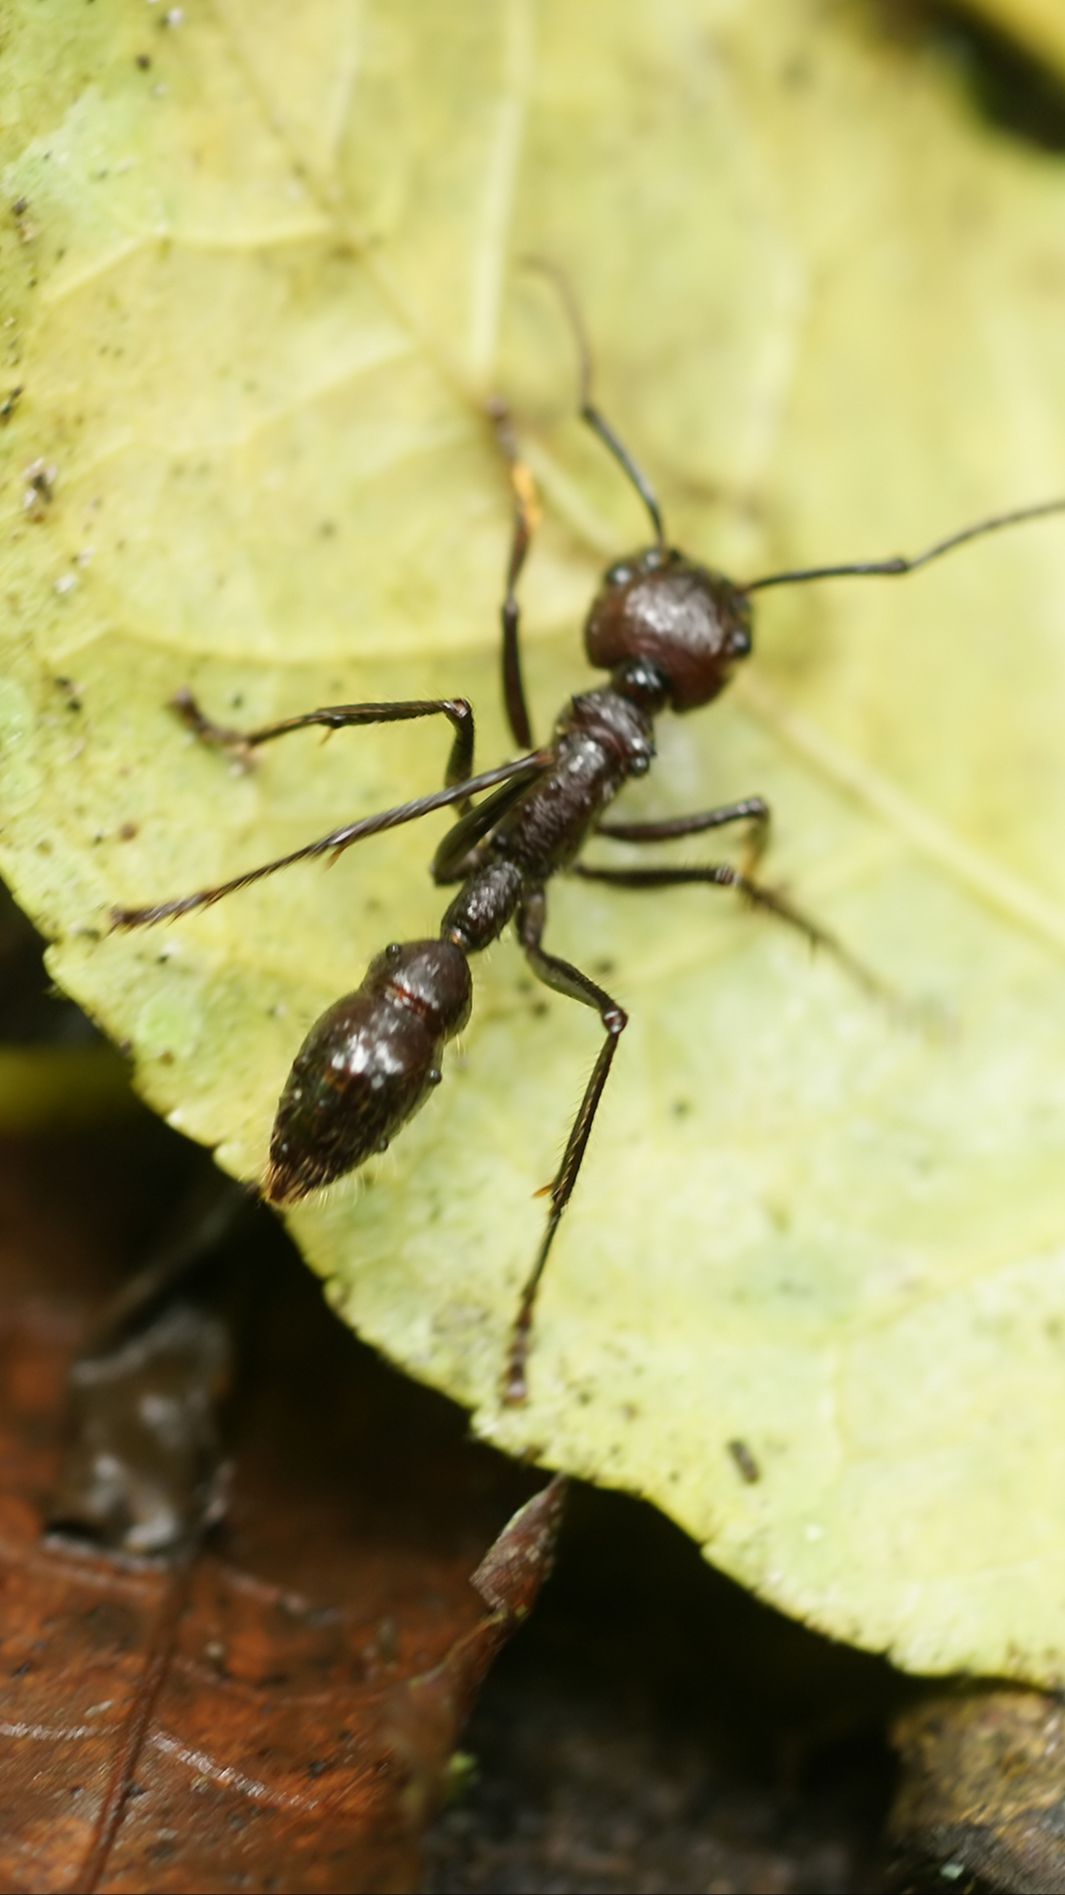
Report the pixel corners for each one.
[780,53,814,89]
[23,458,57,517]
[727,1438,761,1484]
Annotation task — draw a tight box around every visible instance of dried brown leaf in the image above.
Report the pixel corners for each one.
[890,1686,1065,1895]
[0,1136,554,1894]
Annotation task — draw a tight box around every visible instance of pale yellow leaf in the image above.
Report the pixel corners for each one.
[1,1,1064,1682]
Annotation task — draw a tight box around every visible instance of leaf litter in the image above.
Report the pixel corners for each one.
[0,1129,554,1894]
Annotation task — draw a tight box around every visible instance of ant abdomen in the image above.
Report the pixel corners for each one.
[265,939,472,1205]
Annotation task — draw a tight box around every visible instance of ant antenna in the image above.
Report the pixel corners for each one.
[743,496,1065,593]
[526,257,667,547]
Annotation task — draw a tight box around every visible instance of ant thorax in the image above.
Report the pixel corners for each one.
[554,687,657,777]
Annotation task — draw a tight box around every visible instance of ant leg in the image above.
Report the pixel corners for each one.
[487,401,540,749]
[506,888,628,1404]
[432,766,539,884]
[574,861,889,1002]
[172,689,475,796]
[111,752,546,929]
[599,795,770,873]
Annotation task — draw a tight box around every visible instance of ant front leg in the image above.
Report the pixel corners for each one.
[506,888,629,1405]
[172,689,476,800]
[487,400,541,750]
[575,859,889,1002]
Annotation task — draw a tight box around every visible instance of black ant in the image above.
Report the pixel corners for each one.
[112,283,1065,1403]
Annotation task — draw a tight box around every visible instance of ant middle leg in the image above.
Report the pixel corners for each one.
[574,861,889,1002]
[598,795,770,875]
[506,887,628,1405]
[487,400,541,750]
[171,689,476,798]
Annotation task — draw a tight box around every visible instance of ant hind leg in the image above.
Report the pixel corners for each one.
[111,753,544,930]
[574,860,891,1003]
[506,887,629,1404]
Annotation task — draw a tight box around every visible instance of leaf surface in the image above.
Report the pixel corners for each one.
[2,1,1065,1680]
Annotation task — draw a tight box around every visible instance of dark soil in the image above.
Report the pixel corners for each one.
[428,1483,906,1894]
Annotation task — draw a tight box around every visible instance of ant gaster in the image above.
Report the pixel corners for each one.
[112,280,1065,1402]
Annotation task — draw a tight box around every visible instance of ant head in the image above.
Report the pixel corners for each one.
[584,545,752,712]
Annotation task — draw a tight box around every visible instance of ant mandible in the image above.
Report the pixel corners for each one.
[112,279,1065,1403]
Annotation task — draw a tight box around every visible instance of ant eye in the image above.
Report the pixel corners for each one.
[605,560,633,587]
[730,626,752,658]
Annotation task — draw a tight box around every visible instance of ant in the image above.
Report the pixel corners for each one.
[112,281,1065,1403]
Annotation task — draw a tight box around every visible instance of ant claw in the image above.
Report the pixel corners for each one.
[171,688,256,772]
